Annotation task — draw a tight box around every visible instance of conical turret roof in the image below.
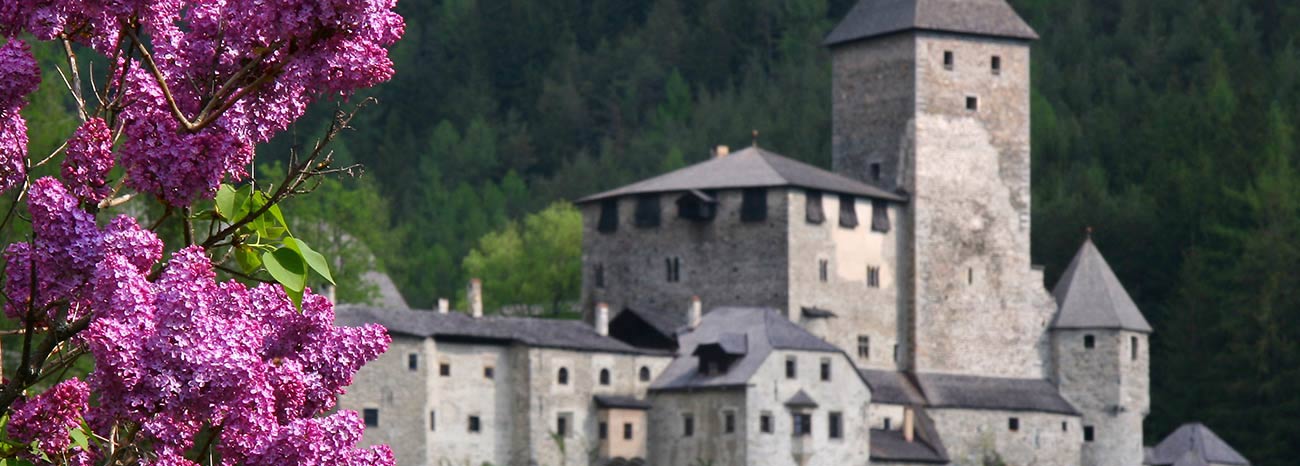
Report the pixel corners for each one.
[1050,238,1152,332]
[1148,423,1251,466]
[824,0,1039,47]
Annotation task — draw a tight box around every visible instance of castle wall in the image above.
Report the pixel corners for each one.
[831,33,916,192]
[428,341,515,466]
[1053,329,1148,466]
[342,335,430,466]
[581,188,791,320]
[928,408,1081,466]
[743,350,872,466]
[647,390,748,466]
[787,189,907,371]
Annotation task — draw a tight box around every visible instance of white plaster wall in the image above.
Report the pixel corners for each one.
[429,341,514,466]
[929,409,1081,466]
[744,350,872,466]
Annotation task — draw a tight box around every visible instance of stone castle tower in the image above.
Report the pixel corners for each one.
[1050,238,1152,465]
[825,0,1055,378]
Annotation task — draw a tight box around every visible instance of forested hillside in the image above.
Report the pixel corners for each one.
[12,0,1292,462]
[263,0,1300,461]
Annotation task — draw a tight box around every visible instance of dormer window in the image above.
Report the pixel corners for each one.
[806,190,825,224]
[694,334,746,376]
[871,199,891,232]
[634,193,661,228]
[677,190,718,221]
[839,195,859,228]
[598,199,619,233]
[741,188,768,222]
[943,50,954,70]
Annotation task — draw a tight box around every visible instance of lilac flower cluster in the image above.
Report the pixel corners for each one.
[0,39,38,193]
[7,378,90,453]
[62,118,115,202]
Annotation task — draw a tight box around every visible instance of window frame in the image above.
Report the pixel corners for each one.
[828,412,843,440]
[792,413,813,437]
[943,50,954,70]
[439,362,451,377]
[557,367,570,385]
[785,356,797,379]
[363,408,380,428]
[468,415,481,433]
[858,335,870,360]
[760,412,773,434]
[820,358,832,382]
[991,55,1002,75]
[683,413,695,437]
[599,368,611,386]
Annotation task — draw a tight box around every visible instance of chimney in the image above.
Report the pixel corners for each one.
[689,296,702,329]
[437,298,450,314]
[595,303,610,337]
[903,407,916,443]
[468,279,483,318]
[714,145,730,158]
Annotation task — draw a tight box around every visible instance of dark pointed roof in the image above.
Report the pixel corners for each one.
[1051,238,1153,333]
[784,389,819,408]
[824,0,1038,47]
[1147,423,1250,466]
[576,146,905,203]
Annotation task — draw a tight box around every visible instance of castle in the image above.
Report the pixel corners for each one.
[336,0,1251,465]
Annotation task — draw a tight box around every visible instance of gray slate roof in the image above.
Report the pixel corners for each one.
[784,390,819,408]
[335,305,658,355]
[1051,238,1153,332]
[649,307,842,392]
[1147,423,1250,466]
[825,0,1038,47]
[593,395,653,411]
[577,146,905,203]
[619,307,689,338]
[870,429,948,463]
[860,369,1078,415]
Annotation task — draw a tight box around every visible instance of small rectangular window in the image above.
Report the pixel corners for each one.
[1084,425,1095,442]
[439,363,450,377]
[793,413,812,437]
[599,421,608,440]
[858,336,870,360]
[557,413,572,438]
[1131,336,1139,360]
[408,354,418,371]
[725,411,736,434]
[1009,417,1020,432]
[870,163,882,181]
[943,50,954,70]
[634,194,662,228]
[992,55,1002,75]
[785,357,797,379]
[966,96,979,111]
[683,414,695,437]
[806,190,825,224]
[829,412,843,439]
[741,188,768,222]
[884,418,892,430]
[760,413,773,434]
[819,259,829,282]
[430,410,436,431]
[871,199,891,232]
[363,408,379,428]
[1062,421,1069,432]
[665,257,682,283]
[867,266,881,288]
[484,366,495,379]
[820,358,832,381]
[839,195,859,228]
[893,344,899,362]
[1084,334,1096,349]
[469,415,481,433]
[624,423,634,440]
[598,199,619,233]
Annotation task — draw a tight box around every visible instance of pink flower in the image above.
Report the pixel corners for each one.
[7,378,90,453]
[62,118,114,202]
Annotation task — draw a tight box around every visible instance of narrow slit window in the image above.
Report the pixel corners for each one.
[820,358,832,381]
[624,423,634,440]
[725,411,736,434]
[884,418,892,430]
[1131,336,1139,360]
[429,410,436,431]
[683,414,695,437]
[557,413,571,437]
[408,354,418,371]
[943,50,954,70]
[893,344,899,362]
[599,422,608,440]
[868,266,881,288]
[992,55,1002,75]
[785,357,797,379]
[829,412,843,439]
[839,195,859,228]
[857,335,870,360]
[819,259,829,282]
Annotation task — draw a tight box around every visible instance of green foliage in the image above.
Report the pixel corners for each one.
[462,202,582,315]
[212,182,333,309]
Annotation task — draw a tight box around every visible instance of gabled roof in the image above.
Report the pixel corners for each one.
[1051,238,1153,333]
[825,0,1038,47]
[870,407,949,463]
[649,307,844,392]
[784,389,819,408]
[577,146,905,204]
[1147,423,1250,466]
[860,369,1078,415]
[334,305,663,355]
[594,395,653,411]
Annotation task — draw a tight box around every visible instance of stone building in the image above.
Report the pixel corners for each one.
[337,0,1253,465]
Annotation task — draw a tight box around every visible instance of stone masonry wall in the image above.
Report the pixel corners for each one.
[1054,329,1148,466]
[742,350,872,466]
[786,189,906,371]
[831,33,916,192]
[581,188,791,321]
[909,32,1045,378]
[341,335,430,466]
[429,341,515,466]
[647,390,749,466]
[928,409,1081,466]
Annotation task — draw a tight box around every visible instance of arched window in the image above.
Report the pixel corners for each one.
[557,367,569,385]
[639,366,651,382]
[599,369,611,385]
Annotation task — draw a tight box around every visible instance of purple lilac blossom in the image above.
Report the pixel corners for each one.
[6,378,90,453]
[62,118,114,202]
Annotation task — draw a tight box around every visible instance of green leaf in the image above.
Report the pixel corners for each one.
[215,184,238,220]
[69,427,88,451]
[234,184,255,222]
[262,247,307,293]
[285,237,334,285]
[285,287,304,311]
[235,246,263,274]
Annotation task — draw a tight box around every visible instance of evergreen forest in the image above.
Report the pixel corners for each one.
[15,0,1300,463]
